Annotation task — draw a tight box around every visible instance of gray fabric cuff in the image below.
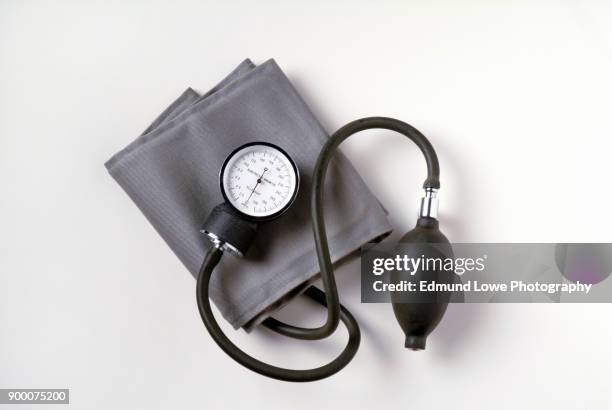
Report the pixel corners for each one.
[105,58,392,329]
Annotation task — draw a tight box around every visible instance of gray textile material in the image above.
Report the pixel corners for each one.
[105,59,392,330]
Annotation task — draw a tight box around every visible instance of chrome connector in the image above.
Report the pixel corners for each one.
[419,187,439,219]
[202,230,244,257]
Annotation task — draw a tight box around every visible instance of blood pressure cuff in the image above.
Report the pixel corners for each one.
[105,59,392,330]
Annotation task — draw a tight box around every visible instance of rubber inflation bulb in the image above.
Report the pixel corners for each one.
[392,217,454,350]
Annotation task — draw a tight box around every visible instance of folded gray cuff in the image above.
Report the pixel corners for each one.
[106,59,392,329]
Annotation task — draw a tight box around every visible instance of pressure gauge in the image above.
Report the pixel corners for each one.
[220,142,299,221]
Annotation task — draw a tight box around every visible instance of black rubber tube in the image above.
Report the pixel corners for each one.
[196,247,361,382]
[262,117,440,340]
[196,117,440,381]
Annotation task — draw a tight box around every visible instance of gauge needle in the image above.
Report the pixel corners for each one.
[246,168,268,203]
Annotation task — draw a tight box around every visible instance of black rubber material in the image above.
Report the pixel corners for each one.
[394,217,453,350]
[196,247,361,382]
[196,117,440,382]
[261,117,440,342]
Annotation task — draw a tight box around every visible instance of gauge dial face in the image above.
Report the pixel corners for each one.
[221,143,299,220]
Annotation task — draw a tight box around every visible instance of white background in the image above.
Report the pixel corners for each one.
[1,1,612,409]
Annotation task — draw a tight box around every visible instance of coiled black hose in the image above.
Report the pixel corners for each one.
[196,117,440,382]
